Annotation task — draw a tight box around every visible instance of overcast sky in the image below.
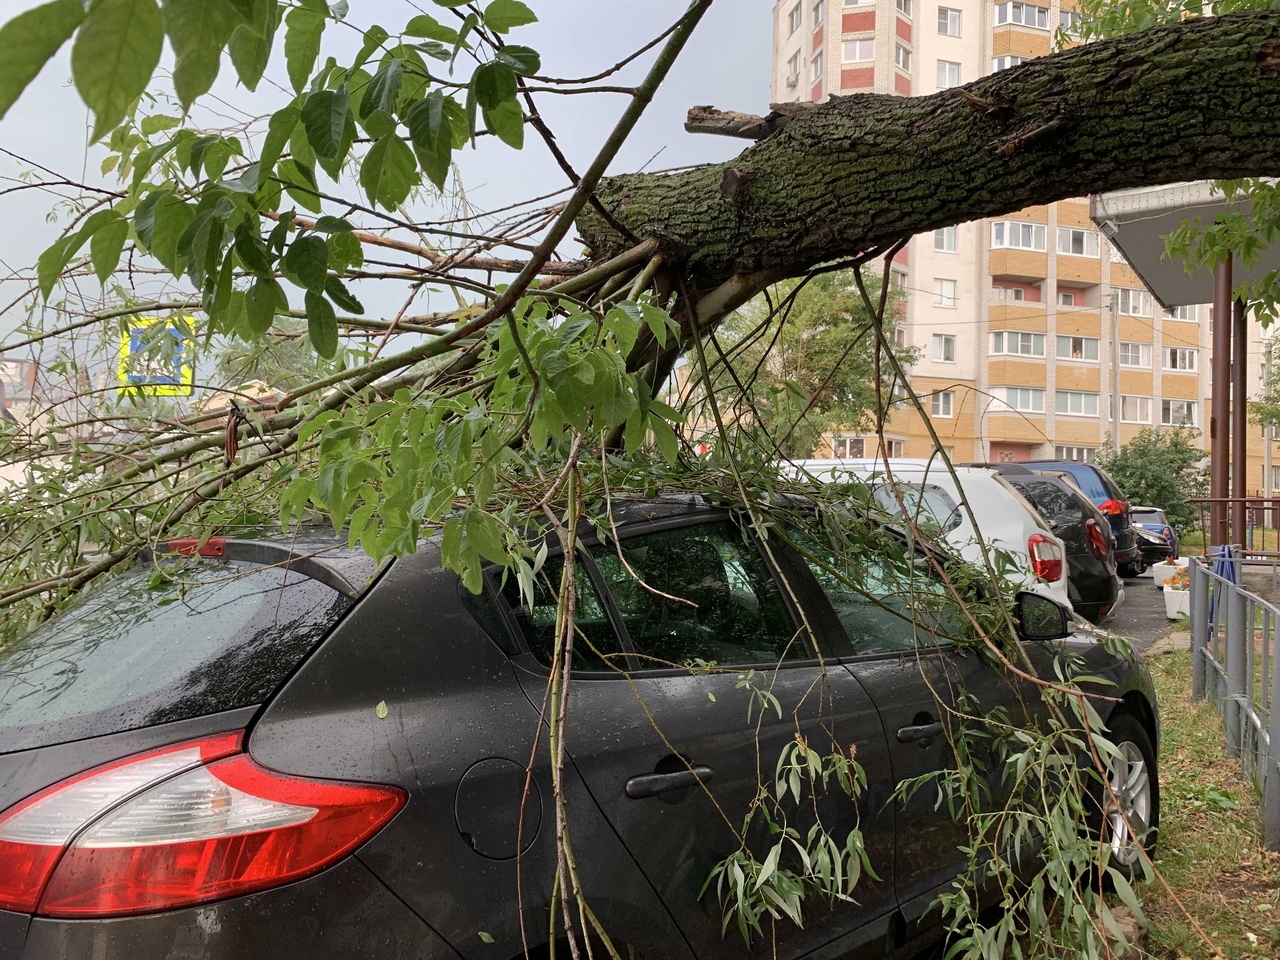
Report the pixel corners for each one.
[0,1,774,341]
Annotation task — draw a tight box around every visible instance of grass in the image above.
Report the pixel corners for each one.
[1181,528,1280,554]
[1138,650,1280,959]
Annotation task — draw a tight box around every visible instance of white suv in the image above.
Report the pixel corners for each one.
[793,458,1074,611]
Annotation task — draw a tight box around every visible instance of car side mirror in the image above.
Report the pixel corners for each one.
[1015,591,1072,641]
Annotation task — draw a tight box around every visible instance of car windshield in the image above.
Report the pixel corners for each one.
[0,559,352,751]
[1131,509,1166,524]
[871,482,961,534]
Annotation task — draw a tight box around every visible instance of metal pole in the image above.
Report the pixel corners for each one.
[1226,579,1247,758]
[1192,557,1209,700]
[1211,257,1233,548]
[1267,607,1280,848]
[1109,293,1121,454]
[1233,298,1249,546]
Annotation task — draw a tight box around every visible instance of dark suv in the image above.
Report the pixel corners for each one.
[1025,461,1143,577]
[0,508,1160,960]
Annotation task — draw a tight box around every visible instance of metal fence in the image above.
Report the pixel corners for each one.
[1189,550,1280,848]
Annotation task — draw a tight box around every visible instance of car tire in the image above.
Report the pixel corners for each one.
[1119,561,1145,579]
[1089,712,1159,882]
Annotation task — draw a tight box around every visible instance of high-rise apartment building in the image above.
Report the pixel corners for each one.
[770,0,1278,492]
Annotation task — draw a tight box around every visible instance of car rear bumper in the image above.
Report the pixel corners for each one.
[12,858,460,960]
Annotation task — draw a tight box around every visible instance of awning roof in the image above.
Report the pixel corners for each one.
[1090,181,1280,308]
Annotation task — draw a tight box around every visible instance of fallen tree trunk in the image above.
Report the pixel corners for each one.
[579,11,1280,284]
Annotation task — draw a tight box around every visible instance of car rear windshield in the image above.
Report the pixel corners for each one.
[1131,509,1166,524]
[0,559,353,752]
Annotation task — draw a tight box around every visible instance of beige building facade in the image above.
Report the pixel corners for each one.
[770,0,1280,496]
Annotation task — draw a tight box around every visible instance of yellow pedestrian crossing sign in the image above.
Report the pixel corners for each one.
[117,317,195,396]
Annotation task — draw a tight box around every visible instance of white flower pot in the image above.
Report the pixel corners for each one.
[1151,559,1181,590]
[1164,587,1190,619]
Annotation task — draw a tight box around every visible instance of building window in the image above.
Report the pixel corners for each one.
[811,49,825,80]
[992,285,1025,302]
[1119,395,1152,423]
[992,330,1044,356]
[812,0,825,28]
[789,2,803,33]
[843,0,872,5]
[1164,347,1198,371]
[1059,9,1081,33]
[886,439,905,458]
[832,435,864,458]
[936,60,960,88]
[787,51,802,81]
[1056,335,1099,360]
[843,38,874,62]
[1164,304,1197,321]
[892,326,906,347]
[934,225,957,252]
[933,278,958,308]
[1055,444,1096,462]
[1116,287,1152,316]
[889,266,908,292]
[1118,341,1152,368]
[932,333,956,361]
[992,55,1028,71]
[938,6,961,35]
[1058,291,1077,306]
[895,0,912,17]
[895,43,912,71]
[995,387,1045,413]
[931,391,954,418]
[995,2,1050,28]
[890,379,907,401]
[1057,227,1100,257]
[991,220,1046,251]
[1161,399,1199,426]
[1056,390,1099,416]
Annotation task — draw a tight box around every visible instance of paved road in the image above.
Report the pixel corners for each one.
[1106,568,1173,654]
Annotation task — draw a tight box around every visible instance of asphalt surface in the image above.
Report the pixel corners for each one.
[1107,568,1173,655]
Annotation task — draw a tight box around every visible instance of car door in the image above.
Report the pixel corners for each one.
[505,514,899,960]
[783,533,1035,941]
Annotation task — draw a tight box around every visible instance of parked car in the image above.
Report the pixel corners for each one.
[1024,460,1144,578]
[1131,505,1180,558]
[980,466,1125,625]
[796,459,1074,611]
[1134,524,1177,568]
[0,512,1160,960]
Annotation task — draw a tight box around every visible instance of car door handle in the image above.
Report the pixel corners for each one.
[897,722,944,744]
[625,765,714,799]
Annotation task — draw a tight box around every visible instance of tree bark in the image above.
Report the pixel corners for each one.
[579,12,1280,284]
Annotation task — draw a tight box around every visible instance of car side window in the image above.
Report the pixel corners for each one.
[500,557,623,672]
[1019,481,1083,524]
[592,522,804,669]
[871,482,961,534]
[789,532,965,655]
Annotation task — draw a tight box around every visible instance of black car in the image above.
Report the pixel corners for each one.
[1001,473,1124,625]
[1024,461,1144,577]
[1134,525,1177,567]
[1131,505,1180,559]
[0,509,1160,960]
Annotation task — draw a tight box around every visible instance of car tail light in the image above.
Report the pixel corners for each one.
[1098,499,1128,517]
[1028,534,1064,583]
[0,734,405,918]
[1085,518,1111,562]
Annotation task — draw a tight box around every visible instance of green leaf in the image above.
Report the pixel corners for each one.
[496,44,540,76]
[284,7,325,94]
[483,0,537,33]
[245,276,286,335]
[329,230,364,270]
[276,158,323,212]
[90,214,129,284]
[482,98,523,149]
[314,215,354,233]
[258,102,300,180]
[163,0,237,108]
[140,114,180,136]
[305,288,338,358]
[404,14,459,43]
[351,24,389,73]
[301,87,349,159]
[375,699,388,719]
[652,417,679,465]
[324,275,364,314]
[227,0,278,91]
[405,90,454,190]
[233,222,273,276]
[471,60,516,110]
[71,0,165,141]
[149,193,196,274]
[359,133,418,210]
[0,0,86,122]
[463,509,506,564]
[37,236,76,301]
[360,59,401,119]
[283,234,330,291]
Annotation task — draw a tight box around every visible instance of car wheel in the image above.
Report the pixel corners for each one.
[1119,561,1145,578]
[1092,713,1159,878]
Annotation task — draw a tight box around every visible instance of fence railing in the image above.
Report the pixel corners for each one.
[1189,550,1280,848]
